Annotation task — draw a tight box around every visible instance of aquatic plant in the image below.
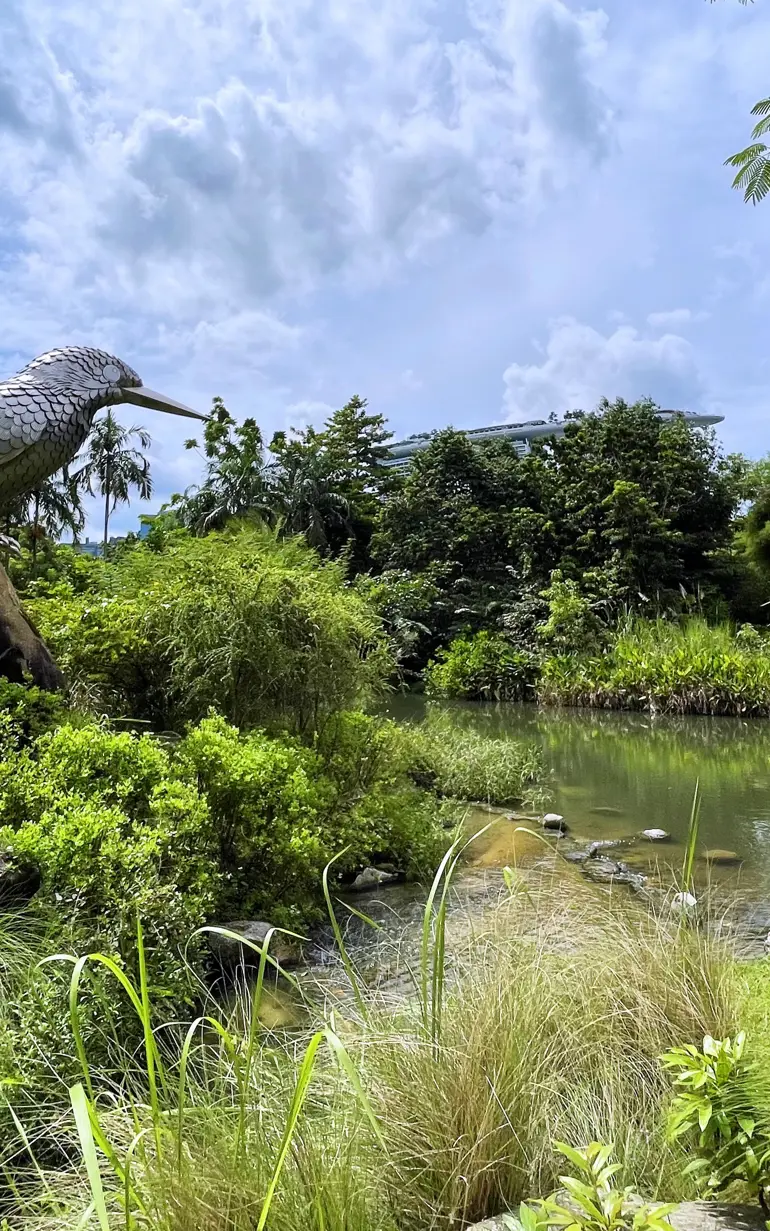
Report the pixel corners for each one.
[538,618,770,717]
[401,708,544,805]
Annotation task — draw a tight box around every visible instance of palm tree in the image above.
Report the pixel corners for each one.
[28,470,85,568]
[709,1,769,203]
[269,443,351,551]
[74,410,152,553]
[726,98,770,204]
[175,399,273,534]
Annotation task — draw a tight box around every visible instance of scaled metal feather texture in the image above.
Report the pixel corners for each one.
[0,346,204,509]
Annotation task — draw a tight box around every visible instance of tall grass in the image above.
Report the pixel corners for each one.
[539,617,770,716]
[12,877,740,1231]
[403,711,545,805]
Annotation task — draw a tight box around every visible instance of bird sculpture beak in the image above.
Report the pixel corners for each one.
[119,385,208,420]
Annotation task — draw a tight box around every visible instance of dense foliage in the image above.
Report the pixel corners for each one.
[0,712,453,1004]
[27,526,391,732]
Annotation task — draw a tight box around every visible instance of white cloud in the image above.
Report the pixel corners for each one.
[646,308,709,328]
[502,317,705,420]
[0,0,613,362]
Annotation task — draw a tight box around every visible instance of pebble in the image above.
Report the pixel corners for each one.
[641,829,670,841]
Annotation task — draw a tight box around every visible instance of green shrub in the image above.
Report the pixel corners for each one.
[505,1142,675,1231]
[663,1033,770,1209]
[0,715,450,989]
[0,679,74,747]
[28,526,392,733]
[0,726,219,1000]
[425,631,538,701]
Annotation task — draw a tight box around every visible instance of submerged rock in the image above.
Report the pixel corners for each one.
[564,848,591,863]
[641,828,670,842]
[582,857,647,892]
[703,849,741,866]
[350,866,400,891]
[586,838,630,857]
[207,921,303,968]
[589,806,624,816]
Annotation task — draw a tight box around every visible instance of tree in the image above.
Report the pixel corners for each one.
[269,395,394,569]
[174,398,272,534]
[370,402,745,666]
[74,410,152,553]
[709,0,769,202]
[268,434,351,551]
[27,471,85,570]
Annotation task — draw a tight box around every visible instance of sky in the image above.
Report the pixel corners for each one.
[1,0,769,538]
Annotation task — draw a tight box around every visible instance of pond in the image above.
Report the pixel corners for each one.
[388,696,770,900]
[257,700,770,1024]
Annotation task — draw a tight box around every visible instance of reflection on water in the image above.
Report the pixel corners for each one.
[387,697,770,899]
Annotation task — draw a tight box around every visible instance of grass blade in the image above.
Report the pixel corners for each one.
[70,1082,110,1231]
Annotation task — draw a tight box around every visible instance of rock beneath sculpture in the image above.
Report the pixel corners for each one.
[0,565,63,691]
[642,828,670,841]
[0,852,40,904]
[207,921,302,968]
[351,867,400,891]
[703,849,741,865]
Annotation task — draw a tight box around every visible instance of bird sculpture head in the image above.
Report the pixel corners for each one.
[0,345,207,508]
[14,346,206,421]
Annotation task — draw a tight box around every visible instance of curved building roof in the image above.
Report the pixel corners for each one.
[383,409,724,466]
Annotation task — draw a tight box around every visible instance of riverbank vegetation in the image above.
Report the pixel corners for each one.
[1,874,765,1230]
[13,394,770,714]
[3,389,770,1224]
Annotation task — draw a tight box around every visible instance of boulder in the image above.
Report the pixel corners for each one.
[0,853,40,904]
[703,849,741,866]
[542,814,568,834]
[350,867,400,891]
[207,921,302,969]
[642,829,670,842]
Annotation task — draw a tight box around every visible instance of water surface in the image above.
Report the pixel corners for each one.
[388,697,770,899]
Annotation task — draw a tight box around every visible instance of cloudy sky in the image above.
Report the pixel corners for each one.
[1,0,769,537]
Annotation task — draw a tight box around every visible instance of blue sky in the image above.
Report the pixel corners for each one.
[1,0,769,537]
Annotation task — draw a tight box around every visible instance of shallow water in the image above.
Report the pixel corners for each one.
[254,700,770,1023]
[387,697,770,900]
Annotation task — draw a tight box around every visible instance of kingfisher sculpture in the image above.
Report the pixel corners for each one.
[0,345,205,512]
[0,345,207,690]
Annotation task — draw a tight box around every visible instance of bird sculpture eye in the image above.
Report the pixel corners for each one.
[102,363,121,383]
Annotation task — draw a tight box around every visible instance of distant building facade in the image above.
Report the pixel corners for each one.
[382,410,724,470]
[71,516,154,557]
